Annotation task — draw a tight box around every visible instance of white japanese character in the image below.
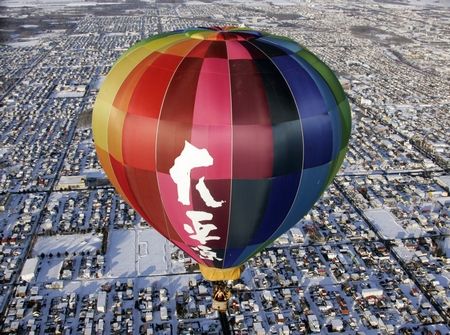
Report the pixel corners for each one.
[184,210,220,245]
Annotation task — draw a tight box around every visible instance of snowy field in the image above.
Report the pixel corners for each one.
[53,91,85,98]
[36,258,64,283]
[32,233,101,256]
[365,208,409,239]
[6,31,64,47]
[105,228,186,278]
[393,245,416,261]
[2,0,100,8]
[91,76,105,90]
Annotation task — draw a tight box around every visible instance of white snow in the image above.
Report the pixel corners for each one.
[65,2,97,6]
[393,246,415,261]
[444,237,450,258]
[438,175,450,191]
[6,31,63,47]
[6,39,41,47]
[137,228,181,276]
[105,228,186,278]
[91,76,105,90]
[36,259,64,282]
[106,229,136,277]
[0,0,111,8]
[53,91,85,98]
[365,208,409,239]
[32,233,101,256]
[20,257,39,282]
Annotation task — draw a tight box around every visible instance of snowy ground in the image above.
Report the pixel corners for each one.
[5,31,64,47]
[36,258,64,282]
[32,233,102,257]
[53,91,85,98]
[105,227,186,278]
[365,208,410,239]
[393,245,416,261]
[1,0,104,8]
[91,76,105,90]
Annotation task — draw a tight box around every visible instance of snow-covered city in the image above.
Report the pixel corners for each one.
[0,0,449,334]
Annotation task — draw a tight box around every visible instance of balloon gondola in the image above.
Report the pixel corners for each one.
[92,26,351,326]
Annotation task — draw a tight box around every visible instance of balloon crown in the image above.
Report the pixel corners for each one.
[184,26,262,41]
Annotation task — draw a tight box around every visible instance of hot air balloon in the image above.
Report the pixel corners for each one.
[92,27,351,282]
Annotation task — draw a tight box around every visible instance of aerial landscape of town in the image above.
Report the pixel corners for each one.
[0,0,449,334]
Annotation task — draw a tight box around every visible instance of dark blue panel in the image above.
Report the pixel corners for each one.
[249,172,301,245]
[233,30,263,38]
[293,56,342,160]
[250,52,303,176]
[271,55,327,119]
[268,161,332,240]
[301,115,333,168]
[223,247,247,268]
[258,36,302,53]
[224,244,263,267]
[271,55,333,168]
[251,39,288,57]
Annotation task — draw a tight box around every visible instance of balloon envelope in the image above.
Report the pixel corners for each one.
[92,27,351,275]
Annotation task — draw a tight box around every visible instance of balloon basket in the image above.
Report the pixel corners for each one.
[210,281,232,335]
[211,281,231,310]
[212,299,228,312]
